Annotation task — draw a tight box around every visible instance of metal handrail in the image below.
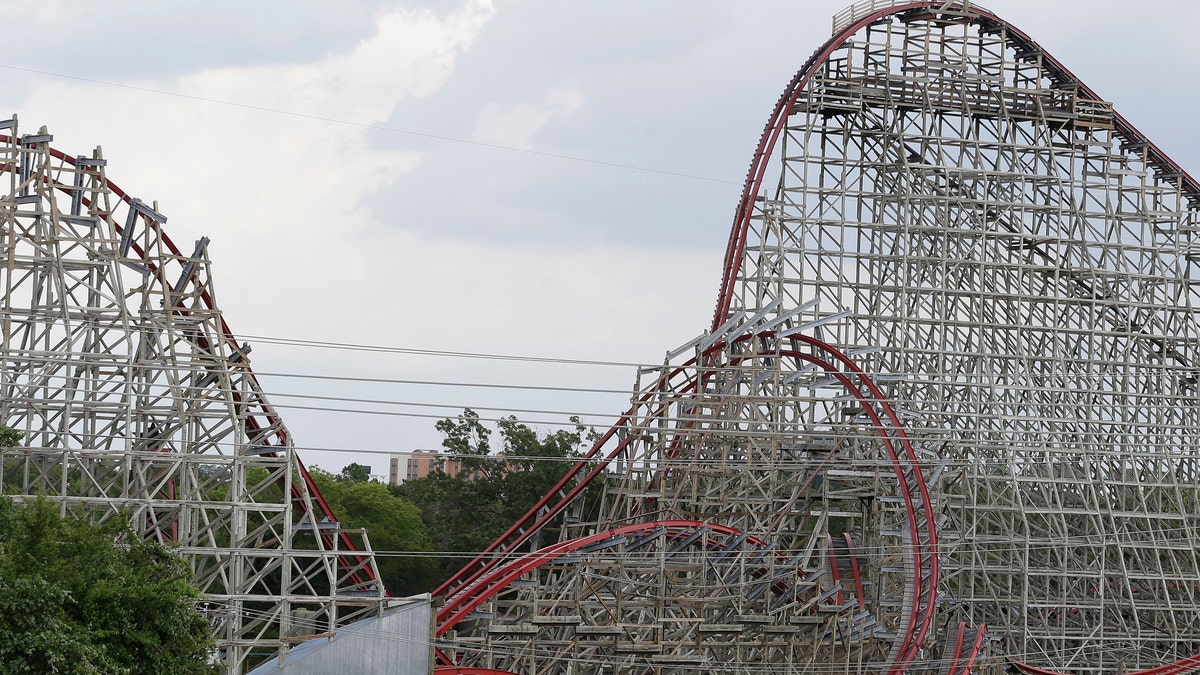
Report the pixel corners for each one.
[831,0,991,34]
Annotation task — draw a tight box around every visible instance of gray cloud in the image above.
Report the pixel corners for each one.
[3,0,1198,467]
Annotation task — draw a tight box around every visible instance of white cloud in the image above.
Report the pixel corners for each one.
[33,0,1194,459]
[16,0,496,314]
[0,0,68,23]
[8,0,505,437]
[473,82,585,147]
[8,0,724,457]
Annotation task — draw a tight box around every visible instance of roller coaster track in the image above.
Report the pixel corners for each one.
[714,0,1200,333]
[438,1,1200,673]
[0,134,373,575]
[0,123,383,673]
[436,328,939,673]
[10,0,1200,672]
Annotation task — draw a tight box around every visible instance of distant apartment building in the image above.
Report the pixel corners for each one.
[388,450,443,486]
[388,450,494,486]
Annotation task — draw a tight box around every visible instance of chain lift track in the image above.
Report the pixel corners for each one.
[437,2,1200,673]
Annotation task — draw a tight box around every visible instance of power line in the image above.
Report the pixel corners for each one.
[269,401,619,425]
[0,63,741,186]
[257,371,633,395]
[238,333,648,368]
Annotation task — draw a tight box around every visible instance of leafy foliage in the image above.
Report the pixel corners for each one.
[0,498,215,674]
[307,469,437,596]
[394,409,601,586]
[337,462,371,484]
[0,425,22,448]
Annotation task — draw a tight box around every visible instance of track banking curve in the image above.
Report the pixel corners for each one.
[435,521,765,638]
[435,327,937,674]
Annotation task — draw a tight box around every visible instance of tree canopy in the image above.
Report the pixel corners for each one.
[0,497,215,674]
[0,425,22,447]
[336,462,371,484]
[307,468,437,596]
[234,410,601,598]
[393,409,601,586]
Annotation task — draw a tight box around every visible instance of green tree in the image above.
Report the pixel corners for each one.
[394,409,602,586]
[393,469,503,584]
[0,425,22,448]
[308,468,437,596]
[0,497,215,674]
[337,462,371,484]
[435,408,500,477]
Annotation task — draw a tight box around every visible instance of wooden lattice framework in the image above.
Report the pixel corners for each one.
[0,118,386,674]
[437,2,1200,674]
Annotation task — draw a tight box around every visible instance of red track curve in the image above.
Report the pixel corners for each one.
[436,520,762,636]
[943,622,989,675]
[432,358,703,598]
[773,339,935,672]
[703,4,1200,671]
[711,0,1200,332]
[435,328,938,673]
[441,55,1200,645]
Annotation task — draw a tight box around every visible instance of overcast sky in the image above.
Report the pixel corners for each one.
[3,0,1198,473]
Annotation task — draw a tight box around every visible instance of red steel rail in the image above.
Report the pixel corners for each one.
[435,520,761,636]
[436,329,938,672]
